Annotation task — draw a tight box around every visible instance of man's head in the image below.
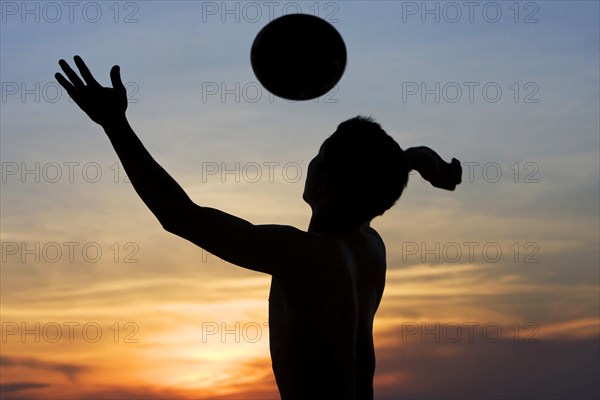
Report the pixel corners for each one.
[303,116,409,224]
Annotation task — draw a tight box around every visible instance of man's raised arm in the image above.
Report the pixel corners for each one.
[55,55,193,229]
[406,146,462,191]
[55,56,333,275]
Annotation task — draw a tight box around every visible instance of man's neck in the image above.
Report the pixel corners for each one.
[308,206,368,235]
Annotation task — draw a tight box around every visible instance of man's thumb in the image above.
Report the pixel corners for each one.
[110,65,125,92]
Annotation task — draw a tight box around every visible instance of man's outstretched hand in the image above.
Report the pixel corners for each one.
[406,146,462,191]
[55,55,127,127]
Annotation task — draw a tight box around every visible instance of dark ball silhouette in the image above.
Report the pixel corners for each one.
[251,14,347,101]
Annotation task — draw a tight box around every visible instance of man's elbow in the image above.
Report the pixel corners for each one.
[155,202,197,236]
[155,209,187,235]
[160,217,179,234]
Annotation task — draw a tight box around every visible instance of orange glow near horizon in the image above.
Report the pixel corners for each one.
[2,252,598,399]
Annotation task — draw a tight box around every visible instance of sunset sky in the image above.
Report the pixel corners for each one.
[1,1,599,399]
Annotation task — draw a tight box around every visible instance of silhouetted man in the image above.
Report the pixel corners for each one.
[56,56,461,400]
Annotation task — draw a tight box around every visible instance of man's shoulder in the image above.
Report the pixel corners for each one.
[366,226,385,247]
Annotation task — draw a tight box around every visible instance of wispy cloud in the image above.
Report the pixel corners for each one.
[0,356,90,382]
[0,381,51,400]
[374,334,600,399]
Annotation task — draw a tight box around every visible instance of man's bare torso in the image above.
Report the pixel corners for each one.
[268,226,386,400]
